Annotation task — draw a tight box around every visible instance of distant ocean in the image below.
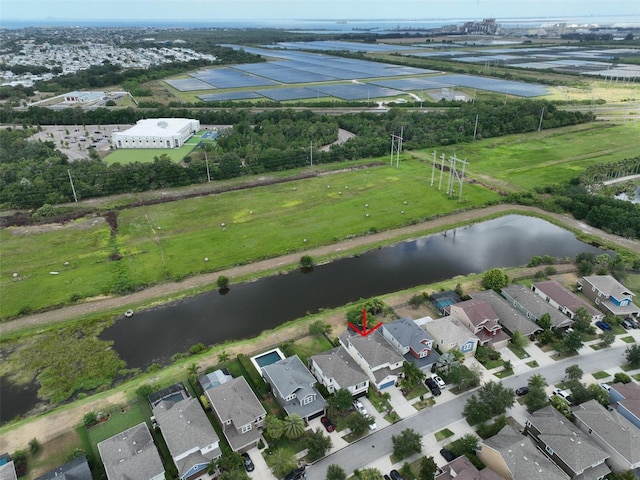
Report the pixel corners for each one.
[2,16,640,31]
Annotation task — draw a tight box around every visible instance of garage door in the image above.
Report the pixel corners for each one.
[379,380,395,390]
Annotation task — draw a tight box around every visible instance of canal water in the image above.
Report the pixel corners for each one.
[0,214,605,423]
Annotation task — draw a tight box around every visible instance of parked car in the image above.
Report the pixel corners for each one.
[595,321,611,331]
[241,452,254,472]
[625,317,639,329]
[552,387,574,404]
[383,475,391,480]
[284,466,306,480]
[515,386,529,396]
[353,399,367,415]
[440,448,456,462]
[320,415,335,433]
[368,415,377,431]
[431,374,446,389]
[390,469,404,480]
[621,319,634,330]
[598,382,611,392]
[425,377,441,396]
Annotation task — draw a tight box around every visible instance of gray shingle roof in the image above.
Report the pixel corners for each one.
[470,290,541,336]
[339,330,403,368]
[423,316,479,348]
[309,346,368,390]
[582,275,635,300]
[482,424,567,480]
[206,376,265,430]
[383,317,434,353]
[35,456,93,480]
[501,284,572,328]
[152,396,220,476]
[97,422,164,480]
[527,406,609,475]
[573,399,640,465]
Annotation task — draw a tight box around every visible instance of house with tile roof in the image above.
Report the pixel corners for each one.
[609,382,640,429]
[97,423,165,480]
[470,289,542,337]
[339,330,404,390]
[532,280,603,322]
[447,299,510,349]
[262,355,327,422]
[421,316,479,358]
[152,386,221,480]
[577,275,640,318]
[308,346,369,397]
[573,399,640,472]
[206,376,266,453]
[501,284,573,329]
[478,424,568,480]
[523,406,610,479]
[381,317,440,371]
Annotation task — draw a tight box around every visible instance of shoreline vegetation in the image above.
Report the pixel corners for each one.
[1,204,639,453]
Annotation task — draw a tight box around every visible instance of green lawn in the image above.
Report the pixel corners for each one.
[1,158,498,318]
[103,143,196,165]
[85,401,147,459]
[592,371,611,379]
[290,335,334,364]
[435,428,454,442]
[423,122,640,191]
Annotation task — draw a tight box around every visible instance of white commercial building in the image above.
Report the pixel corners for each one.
[113,118,200,149]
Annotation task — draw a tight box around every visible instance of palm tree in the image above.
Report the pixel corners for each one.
[282,413,305,439]
[402,361,425,387]
[436,352,460,375]
[217,350,230,365]
[187,362,200,378]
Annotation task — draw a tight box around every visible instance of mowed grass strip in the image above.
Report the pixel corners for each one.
[1,158,498,318]
[103,143,195,165]
[431,122,640,191]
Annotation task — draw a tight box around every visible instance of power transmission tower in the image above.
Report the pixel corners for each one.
[446,154,468,202]
[390,126,404,168]
[67,169,78,202]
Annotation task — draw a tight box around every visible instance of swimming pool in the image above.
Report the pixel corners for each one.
[250,348,285,373]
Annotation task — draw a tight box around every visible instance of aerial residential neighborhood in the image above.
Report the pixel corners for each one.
[1,4,640,480]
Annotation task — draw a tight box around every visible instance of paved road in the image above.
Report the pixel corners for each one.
[306,345,629,480]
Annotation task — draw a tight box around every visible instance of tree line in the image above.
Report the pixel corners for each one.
[0,101,594,209]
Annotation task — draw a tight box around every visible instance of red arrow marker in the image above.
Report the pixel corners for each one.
[348,308,383,337]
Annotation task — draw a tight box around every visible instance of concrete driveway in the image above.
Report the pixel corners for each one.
[386,386,418,419]
[248,445,277,480]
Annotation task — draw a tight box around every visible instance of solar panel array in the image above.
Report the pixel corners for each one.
[315,84,404,101]
[165,78,216,92]
[255,87,331,101]
[197,91,264,102]
[434,74,550,97]
[191,67,279,88]
[267,40,416,53]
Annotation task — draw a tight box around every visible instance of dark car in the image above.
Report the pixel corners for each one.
[595,321,611,331]
[440,448,456,462]
[390,470,404,480]
[284,465,306,480]
[241,452,254,472]
[320,415,335,433]
[383,475,391,480]
[625,317,639,329]
[515,386,529,396]
[621,319,634,330]
[425,377,442,396]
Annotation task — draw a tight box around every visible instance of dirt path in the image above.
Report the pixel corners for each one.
[4,204,640,336]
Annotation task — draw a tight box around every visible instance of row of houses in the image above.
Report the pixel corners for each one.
[480,382,640,479]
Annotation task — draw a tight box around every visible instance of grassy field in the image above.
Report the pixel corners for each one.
[415,122,640,192]
[0,157,498,318]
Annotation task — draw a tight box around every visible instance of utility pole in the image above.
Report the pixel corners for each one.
[473,114,479,140]
[430,150,437,187]
[438,153,445,191]
[204,149,211,182]
[67,169,78,202]
[310,141,313,166]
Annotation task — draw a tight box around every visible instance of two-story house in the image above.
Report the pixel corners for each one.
[577,275,640,318]
[97,423,165,480]
[447,299,510,349]
[531,280,603,322]
[573,399,640,473]
[381,317,440,371]
[470,289,542,337]
[523,406,610,479]
[151,386,221,480]
[421,316,479,358]
[502,284,573,329]
[206,376,266,453]
[339,330,404,390]
[308,346,369,397]
[262,355,327,423]
[609,382,640,429]
[35,457,92,480]
[478,424,568,480]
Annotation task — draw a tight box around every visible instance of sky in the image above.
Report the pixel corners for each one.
[2,0,639,23]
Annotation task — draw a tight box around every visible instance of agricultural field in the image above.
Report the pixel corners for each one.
[0,158,499,319]
[426,122,640,191]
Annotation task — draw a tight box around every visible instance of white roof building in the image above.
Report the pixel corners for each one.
[113,118,200,149]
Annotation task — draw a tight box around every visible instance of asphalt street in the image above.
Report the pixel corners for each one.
[306,345,629,480]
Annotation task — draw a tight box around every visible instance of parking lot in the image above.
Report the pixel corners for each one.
[27,124,129,160]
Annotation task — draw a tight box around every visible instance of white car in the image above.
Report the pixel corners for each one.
[431,374,446,389]
[368,417,377,431]
[552,388,574,404]
[353,400,367,416]
[598,382,611,392]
